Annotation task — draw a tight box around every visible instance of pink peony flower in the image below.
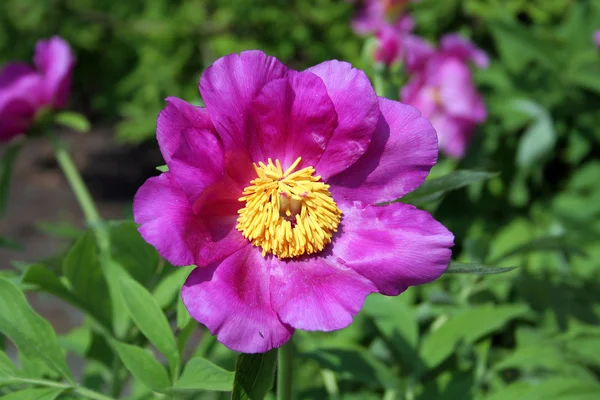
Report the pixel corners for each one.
[594,30,600,48]
[0,36,75,142]
[373,15,415,66]
[401,34,487,158]
[134,51,454,353]
[352,0,412,35]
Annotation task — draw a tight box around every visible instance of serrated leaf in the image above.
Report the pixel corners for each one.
[397,170,499,205]
[232,350,277,400]
[0,141,22,216]
[113,341,170,391]
[0,387,66,400]
[119,275,179,377]
[0,278,73,383]
[446,262,517,275]
[420,304,529,372]
[173,356,234,391]
[54,111,91,133]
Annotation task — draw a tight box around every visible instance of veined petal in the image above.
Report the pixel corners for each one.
[332,201,453,296]
[133,173,246,267]
[270,253,376,331]
[182,246,294,353]
[329,98,438,204]
[306,60,379,179]
[199,50,289,154]
[251,71,337,168]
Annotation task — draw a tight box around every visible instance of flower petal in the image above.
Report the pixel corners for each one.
[34,36,75,108]
[199,51,288,154]
[436,59,484,121]
[251,71,337,167]
[440,34,489,69]
[329,98,438,204]
[270,254,376,331]
[133,172,247,267]
[156,97,245,212]
[430,113,476,159]
[332,201,454,296]
[403,35,436,73]
[306,60,379,179]
[182,246,294,353]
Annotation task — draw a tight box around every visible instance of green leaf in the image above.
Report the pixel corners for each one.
[232,350,277,400]
[54,111,91,133]
[512,100,556,170]
[119,274,179,377]
[0,388,66,400]
[0,236,21,250]
[153,266,193,309]
[0,278,73,383]
[420,304,529,372]
[176,294,192,330]
[102,260,131,339]
[58,327,92,357]
[397,170,499,205]
[21,264,78,306]
[62,231,112,328]
[0,141,22,216]
[173,356,234,391]
[445,262,517,275]
[0,349,20,380]
[484,378,600,400]
[156,164,169,172]
[489,236,587,265]
[113,341,170,391]
[303,347,399,390]
[109,221,159,287]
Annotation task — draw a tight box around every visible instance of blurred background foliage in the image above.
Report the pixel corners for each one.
[1,0,600,399]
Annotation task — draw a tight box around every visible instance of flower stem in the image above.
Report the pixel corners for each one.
[52,137,110,253]
[277,340,294,400]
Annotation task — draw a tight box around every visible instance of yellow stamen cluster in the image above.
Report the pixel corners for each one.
[236,157,342,259]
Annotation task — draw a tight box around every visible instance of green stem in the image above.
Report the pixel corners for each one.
[276,340,294,400]
[52,138,110,253]
[10,378,114,400]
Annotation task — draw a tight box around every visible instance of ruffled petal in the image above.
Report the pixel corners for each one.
[155,97,244,212]
[199,51,288,154]
[332,201,454,296]
[251,71,337,168]
[306,60,379,179]
[436,59,482,120]
[34,36,75,108]
[403,35,436,73]
[440,34,489,69]
[133,173,247,267]
[182,246,294,353]
[430,113,476,159]
[270,253,376,331]
[329,98,438,204]
[399,74,438,118]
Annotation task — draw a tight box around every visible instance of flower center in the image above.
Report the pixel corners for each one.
[236,157,342,259]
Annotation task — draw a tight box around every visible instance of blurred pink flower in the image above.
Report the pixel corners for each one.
[401,34,488,158]
[134,50,454,353]
[594,30,600,48]
[0,36,75,142]
[374,15,415,65]
[352,0,412,35]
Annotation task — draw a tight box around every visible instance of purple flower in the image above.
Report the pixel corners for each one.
[373,15,415,66]
[401,34,487,158]
[594,30,600,48]
[0,36,75,142]
[134,51,454,353]
[352,0,412,35]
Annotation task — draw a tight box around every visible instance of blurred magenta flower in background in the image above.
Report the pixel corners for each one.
[0,36,74,142]
[352,0,411,34]
[134,50,454,353]
[594,30,600,48]
[401,34,488,159]
[374,15,414,66]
